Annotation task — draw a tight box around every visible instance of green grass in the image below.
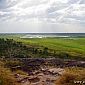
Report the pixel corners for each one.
[18,38,85,56]
[0,34,85,59]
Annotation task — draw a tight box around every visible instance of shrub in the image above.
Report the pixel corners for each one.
[0,61,20,85]
[55,67,85,85]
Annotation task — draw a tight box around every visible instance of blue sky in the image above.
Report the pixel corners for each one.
[0,0,85,33]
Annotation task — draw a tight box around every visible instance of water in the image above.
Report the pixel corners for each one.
[20,33,85,38]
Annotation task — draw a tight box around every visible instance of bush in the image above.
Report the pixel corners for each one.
[0,61,20,85]
[55,67,85,85]
[55,73,76,85]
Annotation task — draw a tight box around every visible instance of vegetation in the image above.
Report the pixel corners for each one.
[0,38,51,58]
[1,33,85,59]
[20,37,85,59]
[0,34,85,85]
[55,67,85,85]
[0,61,21,85]
[0,34,85,60]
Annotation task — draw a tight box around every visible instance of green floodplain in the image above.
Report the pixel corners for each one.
[0,33,85,60]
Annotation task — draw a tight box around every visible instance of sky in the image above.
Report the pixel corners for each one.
[0,0,85,33]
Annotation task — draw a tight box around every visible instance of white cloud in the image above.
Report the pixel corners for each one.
[0,0,85,32]
[3,0,85,23]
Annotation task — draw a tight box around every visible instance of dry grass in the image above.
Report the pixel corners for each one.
[15,70,28,76]
[55,67,85,85]
[0,61,21,85]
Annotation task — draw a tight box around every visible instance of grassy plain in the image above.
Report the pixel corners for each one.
[0,33,85,59]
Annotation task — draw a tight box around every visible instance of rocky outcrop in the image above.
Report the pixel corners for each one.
[14,67,64,85]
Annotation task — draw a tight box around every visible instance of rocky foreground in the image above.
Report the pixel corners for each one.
[14,67,64,85]
[8,58,84,85]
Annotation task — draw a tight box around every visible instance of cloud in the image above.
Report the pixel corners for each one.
[0,0,85,24]
[0,0,85,33]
